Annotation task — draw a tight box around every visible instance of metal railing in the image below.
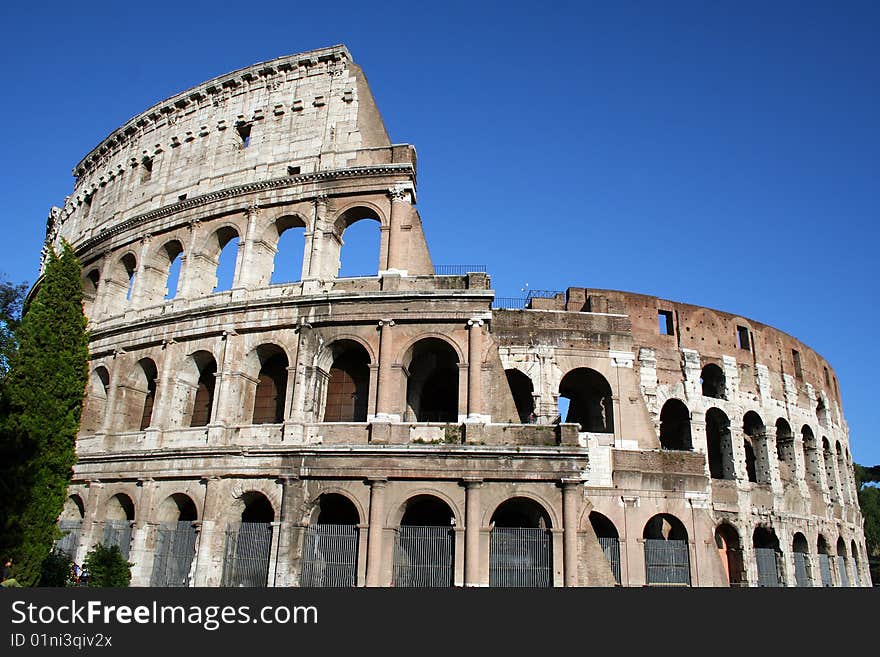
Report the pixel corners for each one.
[837,556,850,587]
[54,520,81,558]
[819,554,833,587]
[526,289,564,300]
[644,539,691,586]
[492,297,528,309]
[793,552,812,587]
[102,520,133,559]
[434,264,486,276]
[392,525,454,587]
[598,536,621,585]
[754,548,783,587]
[221,522,273,587]
[489,527,553,588]
[300,524,359,587]
[150,522,198,587]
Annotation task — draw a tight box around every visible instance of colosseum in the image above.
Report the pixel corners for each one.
[41,45,869,587]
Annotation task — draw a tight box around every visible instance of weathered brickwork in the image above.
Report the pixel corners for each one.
[43,46,869,587]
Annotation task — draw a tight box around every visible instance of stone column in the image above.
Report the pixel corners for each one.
[562,479,581,587]
[234,206,259,288]
[99,352,124,435]
[304,195,329,281]
[210,330,236,429]
[193,476,223,586]
[463,478,483,586]
[76,481,105,564]
[129,478,159,586]
[466,318,487,422]
[365,478,387,587]
[384,185,410,274]
[152,339,176,431]
[274,476,305,587]
[178,219,201,298]
[374,320,398,421]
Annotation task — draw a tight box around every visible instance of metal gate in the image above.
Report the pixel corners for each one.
[150,522,198,587]
[754,548,782,587]
[489,527,553,587]
[837,556,850,587]
[818,554,833,587]
[598,536,621,585]
[221,522,273,587]
[102,520,133,559]
[793,552,811,587]
[644,539,690,586]
[393,525,454,587]
[55,520,81,558]
[300,524,358,587]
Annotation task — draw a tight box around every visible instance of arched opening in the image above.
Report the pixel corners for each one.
[836,537,850,587]
[189,352,217,427]
[753,526,783,587]
[154,241,185,302]
[743,411,769,484]
[802,426,821,488]
[817,535,833,587]
[405,338,459,422]
[83,268,100,318]
[301,494,360,587]
[817,397,830,427]
[792,533,812,587]
[120,358,158,431]
[334,207,382,278]
[643,514,690,586]
[120,253,137,303]
[558,368,614,433]
[835,443,848,504]
[270,216,307,284]
[151,494,198,587]
[589,512,621,585]
[212,227,240,292]
[775,418,795,482]
[659,399,692,450]
[714,524,744,587]
[54,495,84,558]
[706,408,735,480]
[700,363,726,399]
[82,367,110,434]
[251,346,288,425]
[323,341,370,422]
[102,253,137,316]
[850,539,861,587]
[393,495,455,587]
[222,492,275,587]
[822,437,837,499]
[103,493,135,559]
[489,497,553,588]
[505,369,535,423]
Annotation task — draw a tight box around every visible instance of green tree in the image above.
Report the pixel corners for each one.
[0,274,28,380]
[0,242,89,586]
[855,463,880,585]
[38,549,75,587]
[83,544,132,587]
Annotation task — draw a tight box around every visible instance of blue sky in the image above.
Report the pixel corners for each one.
[1,1,877,464]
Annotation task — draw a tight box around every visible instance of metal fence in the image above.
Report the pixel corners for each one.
[434,264,487,276]
[392,525,454,587]
[837,556,850,587]
[102,520,133,559]
[819,554,833,587]
[489,527,553,588]
[221,522,273,587]
[492,297,528,309]
[598,536,621,585]
[793,552,812,587]
[54,520,81,558]
[644,539,691,586]
[300,524,359,587]
[150,522,198,587]
[754,548,783,587]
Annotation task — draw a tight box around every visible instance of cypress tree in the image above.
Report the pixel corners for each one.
[0,242,88,586]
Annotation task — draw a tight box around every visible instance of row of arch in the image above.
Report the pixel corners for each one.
[83,206,385,320]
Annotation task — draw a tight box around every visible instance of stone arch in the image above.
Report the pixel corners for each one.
[392,494,456,588]
[102,492,135,558]
[81,366,110,434]
[706,407,734,480]
[322,204,383,279]
[55,495,85,558]
[156,493,199,523]
[141,239,185,306]
[558,367,614,433]
[817,533,833,587]
[403,337,461,422]
[488,496,554,587]
[307,491,363,526]
[700,363,726,399]
[590,511,621,585]
[822,436,837,498]
[801,425,821,487]
[61,494,85,521]
[835,535,850,586]
[82,267,101,318]
[387,490,461,528]
[835,441,848,503]
[775,418,795,482]
[490,496,553,529]
[267,214,308,285]
[714,522,744,586]
[505,368,535,423]
[321,339,371,422]
[643,513,690,586]
[850,539,861,586]
[102,251,137,316]
[743,411,769,484]
[190,224,241,295]
[172,350,217,428]
[221,490,275,588]
[246,344,289,425]
[792,532,812,587]
[120,358,157,431]
[659,398,692,450]
[236,491,276,523]
[753,525,783,586]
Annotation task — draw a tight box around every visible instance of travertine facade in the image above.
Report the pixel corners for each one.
[43,46,869,587]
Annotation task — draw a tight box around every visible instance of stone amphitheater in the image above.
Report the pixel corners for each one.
[42,45,869,587]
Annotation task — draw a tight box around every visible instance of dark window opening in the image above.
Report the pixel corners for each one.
[178,193,187,201]
[792,349,803,380]
[505,369,535,423]
[324,345,370,422]
[253,352,288,424]
[700,363,726,399]
[237,123,252,148]
[405,339,459,422]
[141,157,153,182]
[315,494,360,525]
[287,165,301,176]
[706,408,734,480]
[658,310,674,336]
[82,192,94,217]
[558,368,614,433]
[714,524,744,587]
[659,399,692,450]
[744,439,758,483]
[190,360,217,427]
[823,366,830,387]
[241,493,274,523]
[736,325,751,351]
